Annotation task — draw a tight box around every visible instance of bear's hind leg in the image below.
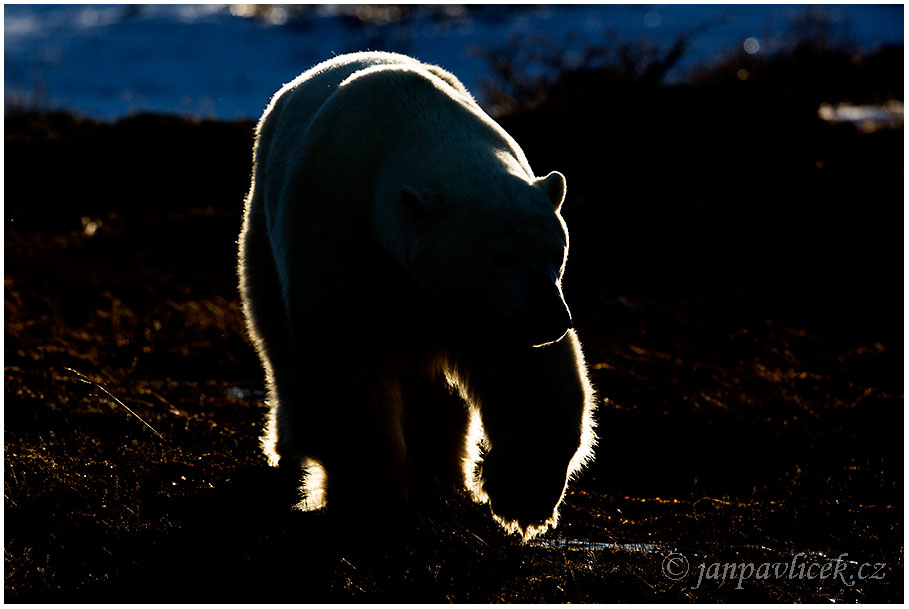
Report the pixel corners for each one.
[260,363,326,507]
[239,188,303,474]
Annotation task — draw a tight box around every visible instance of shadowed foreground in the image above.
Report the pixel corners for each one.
[4,43,903,601]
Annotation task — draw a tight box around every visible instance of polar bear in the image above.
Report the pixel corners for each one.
[238,52,596,538]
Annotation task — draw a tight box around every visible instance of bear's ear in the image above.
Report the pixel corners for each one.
[401,185,442,222]
[536,171,567,211]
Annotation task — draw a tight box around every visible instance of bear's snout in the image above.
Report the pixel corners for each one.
[480,446,570,531]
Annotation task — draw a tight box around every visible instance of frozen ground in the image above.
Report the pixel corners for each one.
[4,4,903,120]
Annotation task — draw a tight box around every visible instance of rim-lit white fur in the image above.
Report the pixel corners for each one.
[238,52,597,539]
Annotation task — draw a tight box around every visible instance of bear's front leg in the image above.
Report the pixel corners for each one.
[468,329,596,536]
[401,373,471,501]
[315,370,411,521]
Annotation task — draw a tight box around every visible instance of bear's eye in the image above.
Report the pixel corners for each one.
[492,251,521,271]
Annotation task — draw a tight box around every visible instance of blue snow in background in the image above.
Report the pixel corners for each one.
[4,4,904,121]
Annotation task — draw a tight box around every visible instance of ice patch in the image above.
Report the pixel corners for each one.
[531,537,663,553]
[818,100,904,133]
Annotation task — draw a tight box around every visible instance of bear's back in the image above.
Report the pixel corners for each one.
[260,52,472,147]
[254,52,484,210]
[269,53,419,131]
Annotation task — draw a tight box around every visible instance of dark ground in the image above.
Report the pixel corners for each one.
[4,42,904,602]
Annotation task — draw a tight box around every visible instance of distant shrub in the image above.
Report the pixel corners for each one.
[474,29,693,116]
[476,8,902,116]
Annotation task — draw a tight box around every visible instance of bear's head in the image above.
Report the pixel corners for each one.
[396,170,572,348]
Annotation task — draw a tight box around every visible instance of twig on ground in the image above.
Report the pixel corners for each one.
[64,366,166,441]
